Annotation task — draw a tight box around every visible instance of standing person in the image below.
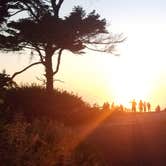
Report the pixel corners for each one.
[103,102,110,111]
[120,104,124,112]
[111,102,115,111]
[155,105,161,112]
[131,99,137,112]
[139,100,143,112]
[147,102,151,112]
[143,101,147,112]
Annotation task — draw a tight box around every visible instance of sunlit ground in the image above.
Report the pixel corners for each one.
[86,111,166,165]
[59,110,113,156]
[60,109,166,165]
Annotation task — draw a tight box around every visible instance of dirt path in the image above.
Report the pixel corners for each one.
[87,112,166,166]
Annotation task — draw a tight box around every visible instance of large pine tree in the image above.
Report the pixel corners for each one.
[0,0,124,93]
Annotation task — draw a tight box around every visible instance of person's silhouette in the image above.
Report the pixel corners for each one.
[131,99,137,112]
[147,102,151,112]
[120,104,124,112]
[103,102,110,111]
[155,105,160,112]
[111,102,115,111]
[139,100,143,112]
[143,101,146,112]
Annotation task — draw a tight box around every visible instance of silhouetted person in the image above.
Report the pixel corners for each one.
[131,99,137,112]
[111,102,115,111]
[139,100,143,112]
[147,102,151,112]
[120,104,124,112]
[143,101,147,112]
[103,102,110,111]
[155,105,160,112]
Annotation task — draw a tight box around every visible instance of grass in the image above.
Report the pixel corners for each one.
[0,85,107,166]
[1,85,166,165]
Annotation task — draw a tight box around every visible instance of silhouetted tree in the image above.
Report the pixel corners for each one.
[0,0,124,94]
[0,0,9,25]
[0,70,16,91]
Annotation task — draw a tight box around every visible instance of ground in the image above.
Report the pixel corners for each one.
[87,112,166,166]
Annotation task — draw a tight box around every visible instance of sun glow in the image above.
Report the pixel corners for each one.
[1,16,166,109]
[109,68,153,107]
[102,23,166,108]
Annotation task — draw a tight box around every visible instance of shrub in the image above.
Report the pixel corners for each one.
[0,113,106,166]
[1,85,96,125]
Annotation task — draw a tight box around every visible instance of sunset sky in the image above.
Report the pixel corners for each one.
[1,0,166,109]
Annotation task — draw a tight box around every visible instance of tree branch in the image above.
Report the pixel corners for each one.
[33,44,45,64]
[24,45,44,51]
[54,79,64,83]
[11,62,42,79]
[51,0,56,13]
[21,2,39,21]
[23,44,45,63]
[9,10,26,17]
[84,38,126,45]
[53,48,63,75]
[85,45,110,53]
[85,45,120,56]
[56,0,64,8]
[51,0,64,17]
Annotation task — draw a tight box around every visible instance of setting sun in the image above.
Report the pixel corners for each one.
[109,66,152,107]
[102,23,166,108]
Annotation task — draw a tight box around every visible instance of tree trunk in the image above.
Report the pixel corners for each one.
[45,53,54,94]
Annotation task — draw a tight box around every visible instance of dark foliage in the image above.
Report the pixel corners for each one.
[6,6,107,52]
[0,0,10,25]
[1,86,100,125]
[0,112,106,166]
[0,0,124,93]
[0,85,107,165]
[0,71,16,91]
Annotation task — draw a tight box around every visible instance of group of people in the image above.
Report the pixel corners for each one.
[131,99,151,112]
[102,100,161,113]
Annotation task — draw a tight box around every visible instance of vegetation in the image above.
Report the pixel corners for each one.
[0,1,121,164]
[1,85,101,124]
[0,2,121,162]
[0,85,108,165]
[0,113,107,166]
[0,0,10,25]
[0,70,16,90]
[0,0,124,93]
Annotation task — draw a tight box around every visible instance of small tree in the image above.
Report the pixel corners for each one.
[0,0,124,94]
[0,70,16,91]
